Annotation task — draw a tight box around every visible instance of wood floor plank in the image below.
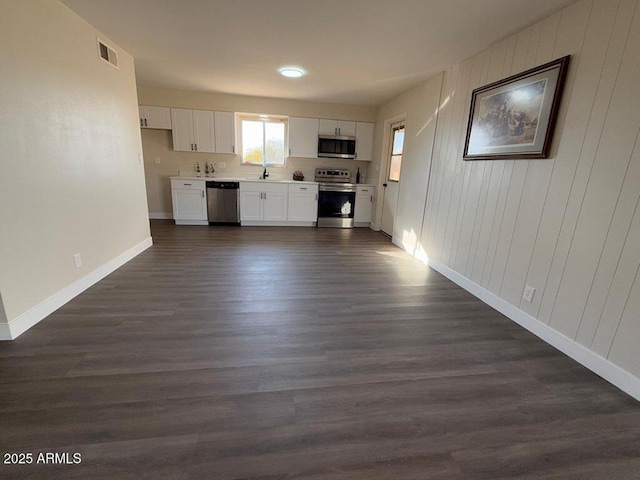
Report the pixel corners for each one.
[0,221,639,479]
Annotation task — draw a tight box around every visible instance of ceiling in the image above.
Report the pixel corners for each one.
[61,0,576,106]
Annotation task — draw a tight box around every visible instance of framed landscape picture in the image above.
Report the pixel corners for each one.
[463,55,570,160]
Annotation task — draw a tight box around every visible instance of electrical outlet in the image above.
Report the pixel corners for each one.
[154,157,161,164]
[522,284,535,303]
[219,162,226,169]
[74,253,82,269]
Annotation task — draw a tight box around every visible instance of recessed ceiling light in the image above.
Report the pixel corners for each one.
[279,67,305,78]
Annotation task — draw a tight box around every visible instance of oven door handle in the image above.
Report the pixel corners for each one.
[320,187,357,193]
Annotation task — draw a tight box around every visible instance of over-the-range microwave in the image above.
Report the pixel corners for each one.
[317,135,356,159]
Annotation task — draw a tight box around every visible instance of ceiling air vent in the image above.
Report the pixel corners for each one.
[97,38,118,69]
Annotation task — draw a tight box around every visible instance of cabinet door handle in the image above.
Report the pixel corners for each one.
[140,119,143,127]
[355,152,357,159]
[315,194,318,201]
[370,195,373,203]
[183,183,192,186]
[202,191,205,198]
[190,144,194,151]
[289,148,291,156]
[144,118,148,127]
[300,187,307,190]
[195,143,198,151]
[232,145,235,153]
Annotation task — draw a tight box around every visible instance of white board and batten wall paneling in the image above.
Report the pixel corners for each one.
[389,0,640,399]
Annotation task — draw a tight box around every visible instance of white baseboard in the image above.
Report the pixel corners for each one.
[149,212,173,220]
[0,237,153,341]
[0,323,10,340]
[241,221,315,227]
[174,219,208,226]
[426,257,640,402]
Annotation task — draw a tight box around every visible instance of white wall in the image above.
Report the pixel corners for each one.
[376,0,640,396]
[0,0,151,338]
[138,86,377,216]
[369,74,444,255]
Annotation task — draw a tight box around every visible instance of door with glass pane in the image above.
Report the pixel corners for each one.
[380,122,405,237]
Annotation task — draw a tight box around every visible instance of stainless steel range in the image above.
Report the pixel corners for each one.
[315,168,357,228]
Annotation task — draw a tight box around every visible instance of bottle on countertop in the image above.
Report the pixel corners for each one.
[356,167,361,184]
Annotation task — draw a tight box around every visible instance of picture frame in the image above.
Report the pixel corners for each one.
[463,55,570,161]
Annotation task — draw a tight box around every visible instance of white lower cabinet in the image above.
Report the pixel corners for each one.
[240,182,289,224]
[288,183,319,223]
[171,179,208,225]
[354,185,375,227]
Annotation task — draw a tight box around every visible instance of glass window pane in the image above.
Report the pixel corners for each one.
[265,122,285,165]
[389,154,402,182]
[242,120,264,165]
[392,127,405,155]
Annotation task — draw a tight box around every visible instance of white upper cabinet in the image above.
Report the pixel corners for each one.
[337,120,356,136]
[318,119,338,136]
[192,110,215,153]
[139,105,171,129]
[171,108,215,153]
[319,119,356,136]
[289,117,319,158]
[355,122,375,161]
[318,118,356,137]
[214,111,236,154]
[171,108,194,152]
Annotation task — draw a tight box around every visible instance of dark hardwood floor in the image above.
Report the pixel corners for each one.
[1,221,639,479]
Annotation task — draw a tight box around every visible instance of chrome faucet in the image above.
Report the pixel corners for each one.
[262,167,269,179]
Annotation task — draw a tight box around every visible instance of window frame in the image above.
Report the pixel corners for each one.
[387,122,405,183]
[237,114,288,167]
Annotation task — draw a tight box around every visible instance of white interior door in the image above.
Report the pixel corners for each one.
[380,121,405,237]
[380,183,399,236]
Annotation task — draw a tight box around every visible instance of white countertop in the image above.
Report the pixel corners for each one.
[170,176,374,187]
[170,176,318,185]
[170,176,244,181]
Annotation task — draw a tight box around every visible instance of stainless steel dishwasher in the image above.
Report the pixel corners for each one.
[206,181,240,225]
